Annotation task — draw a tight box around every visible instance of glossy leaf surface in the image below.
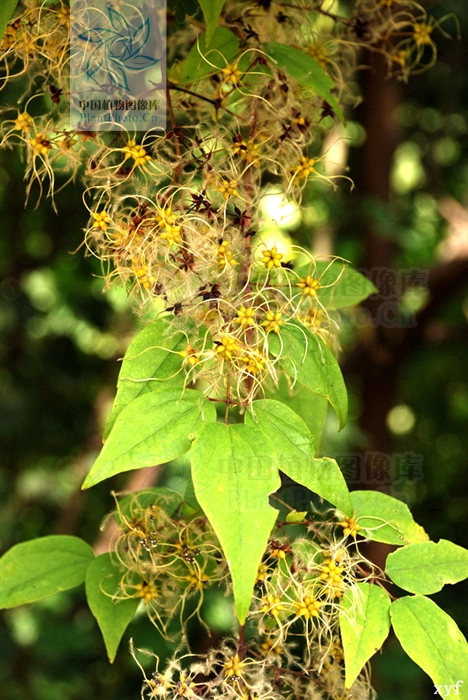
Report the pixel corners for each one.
[83,388,216,488]
[104,318,185,439]
[391,596,468,693]
[340,583,391,689]
[266,375,328,449]
[269,320,348,429]
[245,400,351,514]
[350,491,429,545]
[385,539,468,594]
[0,536,94,608]
[191,422,280,622]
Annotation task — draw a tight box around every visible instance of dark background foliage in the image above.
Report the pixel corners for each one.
[1,1,468,697]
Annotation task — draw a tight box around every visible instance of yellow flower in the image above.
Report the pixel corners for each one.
[261,637,283,657]
[56,3,70,26]
[30,133,53,156]
[270,545,287,559]
[185,569,208,591]
[392,48,411,68]
[123,139,151,167]
[261,246,283,270]
[255,563,271,584]
[1,29,15,50]
[179,344,201,366]
[14,111,33,133]
[319,558,345,597]
[413,23,433,45]
[320,558,344,582]
[240,350,265,375]
[307,43,328,68]
[223,653,245,679]
[261,594,283,617]
[58,136,77,151]
[232,136,260,165]
[134,580,159,603]
[298,275,321,297]
[295,594,322,619]
[339,516,362,538]
[217,179,239,200]
[300,307,324,329]
[174,674,195,697]
[160,224,182,246]
[149,671,171,695]
[155,206,178,229]
[262,310,284,334]
[221,63,243,85]
[91,210,111,230]
[216,335,239,361]
[235,305,256,327]
[132,256,152,290]
[293,155,317,179]
[218,240,238,269]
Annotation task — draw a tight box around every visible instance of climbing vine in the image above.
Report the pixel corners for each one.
[0,1,467,698]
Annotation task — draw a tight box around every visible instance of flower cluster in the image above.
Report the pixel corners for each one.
[0,5,445,697]
[121,494,380,700]
[0,0,454,408]
[111,490,228,637]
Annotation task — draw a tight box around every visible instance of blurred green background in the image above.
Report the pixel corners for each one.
[1,1,468,698]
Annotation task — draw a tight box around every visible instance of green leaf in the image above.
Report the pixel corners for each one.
[83,388,216,489]
[293,456,352,516]
[0,0,18,43]
[85,554,139,662]
[385,539,468,595]
[0,536,94,609]
[178,28,239,85]
[266,375,328,448]
[391,596,468,692]
[340,583,391,689]
[191,422,281,623]
[198,0,225,45]
[269,320,348,430]
[245,399,315,459]
[245,399,352,515]
[104,318,186,440]
[263,42,344,123]
[285,510,307,524]
[350,491,429,546]
[297,260,377,309]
